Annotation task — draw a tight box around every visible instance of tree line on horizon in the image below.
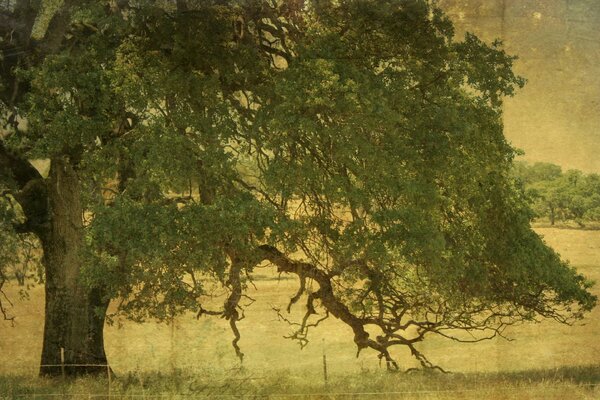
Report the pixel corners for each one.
[514,161,600,227]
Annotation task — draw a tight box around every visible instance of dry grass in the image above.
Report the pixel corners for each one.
[0,227,599,398]
[0,365,599,399]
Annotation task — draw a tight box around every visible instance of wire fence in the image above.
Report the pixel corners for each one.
[35,361,113,400]
[3,383,600,400]
[3,348,598,399]
[5,359,600,399]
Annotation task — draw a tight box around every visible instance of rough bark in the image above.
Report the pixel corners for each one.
[39,158,109,377]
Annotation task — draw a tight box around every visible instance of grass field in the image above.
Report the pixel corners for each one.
[0,365,599,399]
[0,227,599,398]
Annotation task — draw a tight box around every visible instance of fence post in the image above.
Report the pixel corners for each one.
[322,339,328,385]
[60,347,65,380]
[107,363,112,399]
[322,354,328,385]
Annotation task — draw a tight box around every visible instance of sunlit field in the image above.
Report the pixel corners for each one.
[1,227,599,398]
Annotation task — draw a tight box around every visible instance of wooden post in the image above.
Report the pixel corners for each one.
[107,363,112,399]
[322,338,328,385]
[322,354,328,385]
[170,315,175,373]
[60,347,65,380]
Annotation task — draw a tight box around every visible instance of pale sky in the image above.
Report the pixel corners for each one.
[439,0,600,173]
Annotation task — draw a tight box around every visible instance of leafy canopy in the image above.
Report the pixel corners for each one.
[1,0,595,370]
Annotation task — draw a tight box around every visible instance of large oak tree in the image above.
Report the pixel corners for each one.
[0,0,595,375]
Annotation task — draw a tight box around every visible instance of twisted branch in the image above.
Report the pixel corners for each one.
[258,244,400,370]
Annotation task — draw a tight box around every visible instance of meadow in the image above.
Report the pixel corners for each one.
[0,227,599,398]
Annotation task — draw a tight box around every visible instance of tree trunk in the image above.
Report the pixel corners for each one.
[549,207,555,226]
[39,158,110,377]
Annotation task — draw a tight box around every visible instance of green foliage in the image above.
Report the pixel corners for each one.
[514,161,600,226]
[1,0,596,369]
[0,196,20,271]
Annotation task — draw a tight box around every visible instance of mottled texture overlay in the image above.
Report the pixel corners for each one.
[0,2,599,398]
[440,0,600,172]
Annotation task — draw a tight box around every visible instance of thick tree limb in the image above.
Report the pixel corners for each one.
[257,244,400,370]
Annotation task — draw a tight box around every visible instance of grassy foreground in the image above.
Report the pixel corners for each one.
[0,365,599,399]
[1,228,600,398]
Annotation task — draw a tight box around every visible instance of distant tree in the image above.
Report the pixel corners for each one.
[582,174,600,221]
[514,161,562,185]
[515,162,600,226]
[514,162,564,225]
[1,0,596,376]
[530,178,564,225]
